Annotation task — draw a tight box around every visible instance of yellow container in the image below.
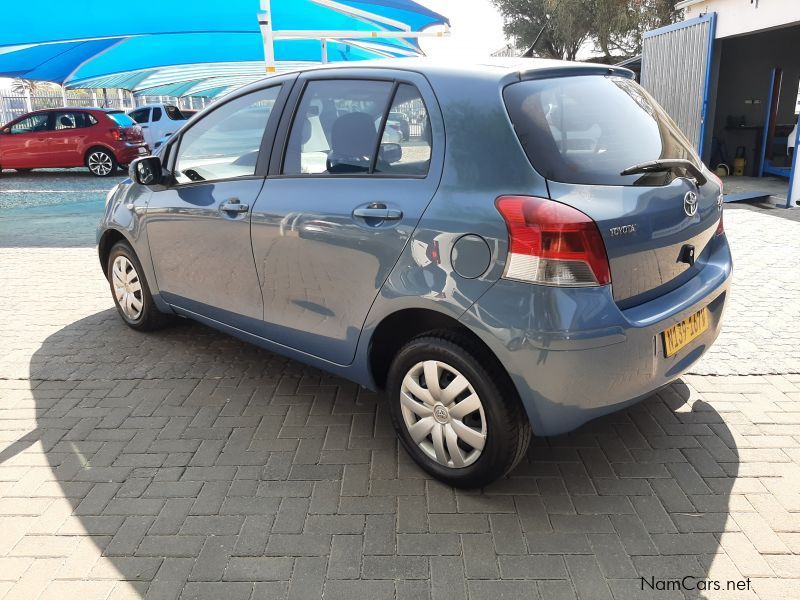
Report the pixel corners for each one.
[733,157,746,176]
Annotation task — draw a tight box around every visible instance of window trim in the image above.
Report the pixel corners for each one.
[165,82,289,189]
[271,75,432,181]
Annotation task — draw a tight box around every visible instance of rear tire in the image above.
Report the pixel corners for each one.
[386,331,531,488]
[86,148,117,177]
[107,241,170,331]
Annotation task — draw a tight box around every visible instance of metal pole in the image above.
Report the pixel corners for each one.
[23,87,32,113]
[91,89,97,107]
[61,85,67,107]
[321,38,328,63]
[258,0,277,73]
[786,114,800,209]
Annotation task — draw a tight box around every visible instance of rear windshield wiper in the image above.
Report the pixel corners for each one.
[620,159,707,186]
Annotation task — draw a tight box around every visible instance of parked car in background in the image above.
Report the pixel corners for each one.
[99,59,731,487]
[127,103,187,150]
[0,108,147,176]
[388,110,410,140]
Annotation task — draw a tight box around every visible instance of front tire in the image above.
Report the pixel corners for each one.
[387,332,531,488]
[107,241,170,331]
[86,148,117,177]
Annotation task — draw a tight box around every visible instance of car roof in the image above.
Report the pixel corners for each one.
[304,56,626,78]
[232,57,634,99]
[25,107,122,114]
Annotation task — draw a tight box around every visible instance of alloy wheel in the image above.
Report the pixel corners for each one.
[400,360,487,469]
[111,256,143,320]
[88,151,113,176]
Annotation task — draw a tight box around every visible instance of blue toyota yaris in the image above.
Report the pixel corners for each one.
[98,59,731,487]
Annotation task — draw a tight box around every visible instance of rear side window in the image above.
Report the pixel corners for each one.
[108,112,136,127]
[152,107,162,122]
[374,84,431,176]
[503,76,699,186]
[165,105,185,120]
[283,79,393,176]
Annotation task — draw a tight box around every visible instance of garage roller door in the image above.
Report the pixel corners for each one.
[641,13,716,152]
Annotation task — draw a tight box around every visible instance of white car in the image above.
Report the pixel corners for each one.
[127,104,188,150]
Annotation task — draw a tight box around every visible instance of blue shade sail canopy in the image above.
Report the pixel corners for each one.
[0,0,448,97]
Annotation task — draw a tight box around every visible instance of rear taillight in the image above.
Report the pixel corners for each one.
[495,195,611,287]
[109,128,127,141]
[707,171,725,235]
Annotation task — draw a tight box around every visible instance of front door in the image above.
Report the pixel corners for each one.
[251,72,443,364]
[145,82,288,328]
[1,112,52,168]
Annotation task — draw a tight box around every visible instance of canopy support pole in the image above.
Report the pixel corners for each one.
[321,39,328,63]
[258,0,277,73]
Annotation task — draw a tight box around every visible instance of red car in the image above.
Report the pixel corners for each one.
[0,108,149,177]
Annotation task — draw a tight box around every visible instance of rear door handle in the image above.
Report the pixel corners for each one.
[221,198,249,213]
[353,204,402,220]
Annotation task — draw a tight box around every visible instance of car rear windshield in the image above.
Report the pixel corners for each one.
[108,112,136,127]
[503,75,700,186]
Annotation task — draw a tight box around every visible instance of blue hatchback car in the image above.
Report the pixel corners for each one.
[99,59,731,487]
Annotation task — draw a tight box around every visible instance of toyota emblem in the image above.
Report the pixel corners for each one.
[683,191,698,217]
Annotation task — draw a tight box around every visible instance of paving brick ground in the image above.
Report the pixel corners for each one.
[1,173,799,599]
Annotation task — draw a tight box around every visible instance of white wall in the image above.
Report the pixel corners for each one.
[678,0,800,38]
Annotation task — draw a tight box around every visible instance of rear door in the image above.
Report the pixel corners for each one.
[50,111,91,166]
[251,70,443,364]
[504,74,723,308]
[144,82,290,327]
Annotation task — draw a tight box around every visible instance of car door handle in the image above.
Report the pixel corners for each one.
[353,205,402,220]
[221,199,249,213]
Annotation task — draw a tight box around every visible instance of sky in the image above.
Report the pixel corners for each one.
[416,0,509,59]
[0,1,510,91]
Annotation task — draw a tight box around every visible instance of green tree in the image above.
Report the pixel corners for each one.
[492,0,680,62]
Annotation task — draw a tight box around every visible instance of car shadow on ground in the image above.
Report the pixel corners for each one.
[18,308,740,599]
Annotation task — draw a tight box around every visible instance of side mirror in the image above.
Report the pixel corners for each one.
[129,156,163,186]
[379,142,402,164]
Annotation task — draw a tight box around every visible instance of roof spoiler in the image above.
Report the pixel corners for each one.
[519,65,635,81]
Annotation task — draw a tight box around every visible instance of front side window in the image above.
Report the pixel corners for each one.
[129,109,150,124]
[375,84,431,176]
[174,86,280,184]
[283,79,393,175]
[9,113,50,134]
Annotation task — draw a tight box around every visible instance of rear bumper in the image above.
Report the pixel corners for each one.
[114,143,149,164]
[460,234,732,436]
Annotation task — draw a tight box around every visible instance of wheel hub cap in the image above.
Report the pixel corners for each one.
[399,360,487,469]
[111,256,143,320]
[433,404,449,424]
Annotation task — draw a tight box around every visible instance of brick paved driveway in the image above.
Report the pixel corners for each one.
[1,172,799,599]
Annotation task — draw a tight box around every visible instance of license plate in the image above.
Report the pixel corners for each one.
[662,307,709,357]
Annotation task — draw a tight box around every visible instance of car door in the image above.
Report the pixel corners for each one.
[49,111,91,166]
[144,81,291,328]
[251,71,443,364]
[0,112,52,168]
[129,108,152,147]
